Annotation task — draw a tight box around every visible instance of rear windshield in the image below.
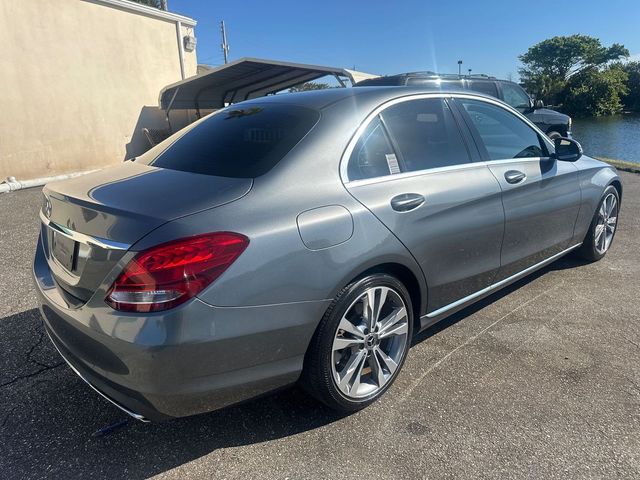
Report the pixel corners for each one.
[141,104,320,178]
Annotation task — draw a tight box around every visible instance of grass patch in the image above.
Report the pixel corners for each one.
[595,157,640,174]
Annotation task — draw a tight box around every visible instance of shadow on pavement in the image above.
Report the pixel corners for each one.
[412,253,589,345]
[0,254,586,479]
[0,308,347,479]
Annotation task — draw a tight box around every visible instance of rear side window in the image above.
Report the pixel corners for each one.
[381,98,470,171]
[141,104,319,178]
[459,99,546,160]
[467,81,498,98]
[347,118,397,181]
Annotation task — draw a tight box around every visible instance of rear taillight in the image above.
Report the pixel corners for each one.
[106,232,249,313]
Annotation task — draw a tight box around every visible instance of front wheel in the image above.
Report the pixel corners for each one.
[301,274,413,412]
[577,186,620,262]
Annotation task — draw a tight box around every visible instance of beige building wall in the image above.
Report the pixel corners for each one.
[0,0,197,181]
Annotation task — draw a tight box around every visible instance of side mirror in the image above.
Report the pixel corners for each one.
[534,99,545,109]
[553,137,582,162]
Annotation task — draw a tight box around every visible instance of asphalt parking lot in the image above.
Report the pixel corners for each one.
[1,171,639,480]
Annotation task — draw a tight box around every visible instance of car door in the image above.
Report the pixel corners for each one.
[453,97,581,280]
[343,96,505,314]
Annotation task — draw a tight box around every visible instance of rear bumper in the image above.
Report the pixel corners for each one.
[34,236,330,421]
[44,324,153,421]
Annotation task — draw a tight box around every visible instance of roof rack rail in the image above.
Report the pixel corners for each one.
[401,72,497,80]
[466,73,497,79]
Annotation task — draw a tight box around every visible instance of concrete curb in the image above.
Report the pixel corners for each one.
[0,170,98,194]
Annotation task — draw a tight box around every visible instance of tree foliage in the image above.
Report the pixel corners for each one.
[288,82,331,93]
[520,35,628,81]
[620,61,640,112]
[519,35,630,115]
[562,65,628,117]
[129,0,163,9]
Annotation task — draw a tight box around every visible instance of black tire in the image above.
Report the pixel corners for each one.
[577,185,620,262]
[301,273,414,412]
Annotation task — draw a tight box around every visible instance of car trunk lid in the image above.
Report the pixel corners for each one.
[40,162,252,303]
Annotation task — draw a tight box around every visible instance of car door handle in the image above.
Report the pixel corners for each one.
[504,170,526,184]
[390,193,425,212]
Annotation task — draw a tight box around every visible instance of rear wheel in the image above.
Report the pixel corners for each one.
[577,186,619,262]
[301,274,413,412]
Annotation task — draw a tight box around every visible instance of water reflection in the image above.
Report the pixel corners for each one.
[572,114,640,163]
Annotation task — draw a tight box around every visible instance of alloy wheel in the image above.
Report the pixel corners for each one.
[594,192,618,255]
[331,286,409,399]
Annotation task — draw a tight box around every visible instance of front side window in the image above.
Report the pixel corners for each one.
[347,118,397,181]
[459,99,546,160]
[501,83,531,111]
[380,98,470,172]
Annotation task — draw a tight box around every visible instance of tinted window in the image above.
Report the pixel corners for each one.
[347,118,397,181]
[460,99,546,160]
[140,104,319,178]
[356,76,405,86]
[501,83,531,111]
[467,81,498,98]
[381,98,470,171]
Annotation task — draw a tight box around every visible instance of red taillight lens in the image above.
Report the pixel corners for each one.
[106,232,249,313]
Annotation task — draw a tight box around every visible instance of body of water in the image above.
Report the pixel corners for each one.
[571,114,640,164]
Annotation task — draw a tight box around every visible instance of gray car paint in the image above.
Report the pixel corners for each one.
[34,87,621,421]
[486,158,581,278]
[297,205,354,250]
[346,164,505,312]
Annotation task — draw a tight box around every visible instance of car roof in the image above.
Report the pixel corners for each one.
[238,85,497,111]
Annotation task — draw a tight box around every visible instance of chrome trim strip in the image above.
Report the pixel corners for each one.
[426,243,582,318]
[344,156,552,189]
[483,157,548,167]
[45,329,150,422]
[40,210,130,251]
[347,162,488,188]
[340,92,555,185]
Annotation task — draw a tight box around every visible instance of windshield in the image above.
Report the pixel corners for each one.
[138,104,320,178]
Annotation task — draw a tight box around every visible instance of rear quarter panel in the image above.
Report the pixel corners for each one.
[132,182,426,310]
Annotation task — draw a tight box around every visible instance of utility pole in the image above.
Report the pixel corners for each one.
[457,60,462,77]
[220,20,229,64]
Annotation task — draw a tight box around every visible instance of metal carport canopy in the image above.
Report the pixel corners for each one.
[158,57,378,111]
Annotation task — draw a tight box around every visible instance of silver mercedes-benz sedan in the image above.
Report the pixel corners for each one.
[34,87,621,421]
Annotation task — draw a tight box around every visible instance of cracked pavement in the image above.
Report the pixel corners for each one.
[1,172,639,480]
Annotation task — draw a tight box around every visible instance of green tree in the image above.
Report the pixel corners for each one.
[621,61,640,111]
[289,82,331,93]
[519,35,629,105]
[562,65,628,117]
[129,0,163,9]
